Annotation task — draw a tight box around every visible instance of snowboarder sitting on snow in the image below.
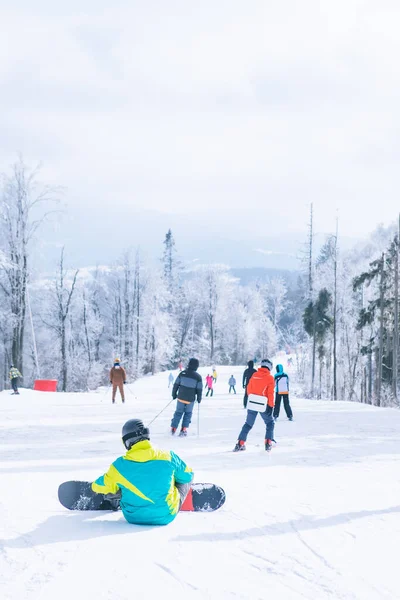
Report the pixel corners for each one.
[228,375,237,394]
[92,419,194,525]
[242,360,257,408]
[171,358,203,436]
[234,358,275,452]
[110,358,126,403]
[9,365,22,395]
[205,374,214,396]
[274,364,293,421]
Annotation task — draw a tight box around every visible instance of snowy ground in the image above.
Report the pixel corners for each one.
[1,365,400,600]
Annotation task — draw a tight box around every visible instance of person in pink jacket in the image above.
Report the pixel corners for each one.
[205,374,214,397]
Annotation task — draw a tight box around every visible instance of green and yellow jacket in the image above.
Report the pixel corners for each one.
[92,440,193,525]
[9,368,22,380]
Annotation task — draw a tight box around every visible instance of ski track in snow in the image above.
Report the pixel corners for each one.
[1,363,400,599]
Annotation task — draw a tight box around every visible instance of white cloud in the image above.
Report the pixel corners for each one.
[1,0,400,243]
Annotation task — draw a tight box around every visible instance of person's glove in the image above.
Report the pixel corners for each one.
[124,381,126,384]
[104,490,122,511]
[197,399,201,404]
[110,381,112,384]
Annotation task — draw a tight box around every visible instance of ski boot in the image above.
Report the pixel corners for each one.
[233,440,246,452]
[171,427,177,435]
[288,417,293,421]
[179,428,188,437]
[265,439,273,452]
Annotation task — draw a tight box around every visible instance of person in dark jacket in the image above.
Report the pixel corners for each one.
[274,364,293,421]
[171,358,203,437]
[242,360,257,408]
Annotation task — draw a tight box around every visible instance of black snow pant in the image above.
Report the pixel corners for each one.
[105,483,192,511]
[206,388,213,396]
[243,392,248,408]
[11,378,18,393]
[229,386,236,394]
[273,393,293,419]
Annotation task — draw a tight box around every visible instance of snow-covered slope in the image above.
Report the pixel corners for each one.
[1,366,400,600]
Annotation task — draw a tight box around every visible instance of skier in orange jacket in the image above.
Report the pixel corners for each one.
[233,358,275,452]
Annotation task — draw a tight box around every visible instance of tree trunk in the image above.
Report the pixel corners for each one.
[368,350,372,403]
[135,252,141,375]
[333,218,338,400]
[377,254,385,406]
[311,304,317,397]
[308,203,316,397]
[61,320,67,392]
[393,217,399,400]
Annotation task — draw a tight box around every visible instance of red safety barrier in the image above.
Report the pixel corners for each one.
[34,379,58,392]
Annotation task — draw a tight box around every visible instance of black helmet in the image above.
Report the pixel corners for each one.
[188,357,199,371]
[122,419,150,450]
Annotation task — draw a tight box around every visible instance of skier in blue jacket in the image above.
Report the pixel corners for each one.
[273,364,293,421]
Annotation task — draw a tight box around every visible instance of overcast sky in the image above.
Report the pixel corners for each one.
[1,0,400,244]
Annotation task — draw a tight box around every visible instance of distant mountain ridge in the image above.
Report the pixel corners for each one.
[231,267,299,286]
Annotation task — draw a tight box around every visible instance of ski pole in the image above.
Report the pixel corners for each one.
[101,382,111,403]
[147,398,175,427]
[125,383,136,397]
[197,402,200,437]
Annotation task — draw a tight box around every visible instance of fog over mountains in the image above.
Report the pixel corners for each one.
[36,204,360,275]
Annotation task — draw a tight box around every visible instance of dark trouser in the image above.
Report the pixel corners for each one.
[11,378,18,393]
[105,482,191,511]
[171,401,194,429]
[243,392,248,408]
[206,388,213,396]
[112,382,125,402]
[229,386,236,394]
[176,482,192,507]
[273,393,293,419]
[238,406,275,442]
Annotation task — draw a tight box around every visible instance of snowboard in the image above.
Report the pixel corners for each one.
[58,480,225,513]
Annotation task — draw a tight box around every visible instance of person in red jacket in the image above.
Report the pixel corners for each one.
[233,358,275,452]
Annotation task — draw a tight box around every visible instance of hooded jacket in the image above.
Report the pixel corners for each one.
[242,361,257,388]
[172,358,203,404]
[275,364,289,394]
[247,366,275,408]
[92,440,193,525]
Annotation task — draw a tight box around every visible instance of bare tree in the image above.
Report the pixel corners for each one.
[0,157,60,373]
[377,253,385,406]
[333,217,339,400]
[307,203,317,397]
[393,216,399,401]
[54,249,79,392]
